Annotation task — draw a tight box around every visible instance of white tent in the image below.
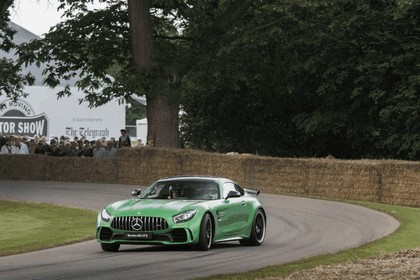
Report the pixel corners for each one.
[0,23,125,140]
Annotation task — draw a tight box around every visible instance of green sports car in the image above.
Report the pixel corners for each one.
[96,176,267,251]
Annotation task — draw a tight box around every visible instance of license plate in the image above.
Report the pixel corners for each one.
[125,232,152,239]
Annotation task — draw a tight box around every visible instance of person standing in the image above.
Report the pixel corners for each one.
[0,136,6,148]
[62,142,75,157]
[47,144,61,157]
[14,136,29,154]
[82,140,93,157]
[118,129,131,148]
[105,141,118,159]
[93,140,106,157]
[0,136,16,154]
[28,139,37,154]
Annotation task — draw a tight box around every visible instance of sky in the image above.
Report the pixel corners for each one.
[10,0,64,37]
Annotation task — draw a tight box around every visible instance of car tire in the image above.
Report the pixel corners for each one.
[196,213,213,251]
[101,243,120,252]
[240,209,266,246]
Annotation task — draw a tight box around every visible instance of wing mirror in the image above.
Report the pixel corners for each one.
[131,189,141,197]
[226,190,241,199]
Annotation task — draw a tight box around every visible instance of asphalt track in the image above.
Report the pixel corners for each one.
[0,180,399,280]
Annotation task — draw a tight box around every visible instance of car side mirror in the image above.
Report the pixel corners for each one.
[131,189,141,197]
[226,190,241,199]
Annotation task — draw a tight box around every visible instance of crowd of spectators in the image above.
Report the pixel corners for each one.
[0,130,135,159]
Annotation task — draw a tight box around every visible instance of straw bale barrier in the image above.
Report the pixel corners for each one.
[0,147,418,207]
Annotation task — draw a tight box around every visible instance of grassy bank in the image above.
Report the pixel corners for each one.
[0,201,97,256]
[198,201,420,280]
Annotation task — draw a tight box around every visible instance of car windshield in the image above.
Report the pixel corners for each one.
[140,180,220,200]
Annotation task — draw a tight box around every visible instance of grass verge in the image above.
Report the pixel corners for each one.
[198,201,420,280]
[0,200,97,256]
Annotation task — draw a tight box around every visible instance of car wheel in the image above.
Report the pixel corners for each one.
[196,213,213,251]
[240,209,266,246]
[101,243,120,252]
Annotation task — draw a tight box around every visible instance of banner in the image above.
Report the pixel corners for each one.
[0,99,49,137]
[0,86,125,140]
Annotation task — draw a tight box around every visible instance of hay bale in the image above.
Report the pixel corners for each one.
[1,148,419,207]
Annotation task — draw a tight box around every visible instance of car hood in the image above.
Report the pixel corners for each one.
[106,198,204,217]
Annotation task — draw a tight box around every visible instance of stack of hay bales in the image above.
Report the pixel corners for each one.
[0,147,418,207]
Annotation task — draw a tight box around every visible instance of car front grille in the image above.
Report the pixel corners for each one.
[111,216,169,232]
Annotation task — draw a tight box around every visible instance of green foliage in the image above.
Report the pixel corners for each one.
[181,0,420,160]
[16,0,251,106]
[0,0,34,100]
[17,1,135,107]
[14,0,253,147]
[8,0,419,157]
[0,0,15,52]
[0,58,34,99]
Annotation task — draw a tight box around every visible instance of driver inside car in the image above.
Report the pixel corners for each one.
[169,186,180,199]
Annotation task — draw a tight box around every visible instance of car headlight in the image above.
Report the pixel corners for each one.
[101,209,111,222]
[173,210,197,223]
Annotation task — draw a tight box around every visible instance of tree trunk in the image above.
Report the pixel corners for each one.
[128,0,154,69]
[127,0,251,148]
[146,84,180,147]
[128,0,180,147]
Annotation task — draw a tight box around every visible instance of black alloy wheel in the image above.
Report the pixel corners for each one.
[197,213,213,251]
[240,209,266,246]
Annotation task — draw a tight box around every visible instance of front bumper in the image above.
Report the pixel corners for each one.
[97,226,195,245]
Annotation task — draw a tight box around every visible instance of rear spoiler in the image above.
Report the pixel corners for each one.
[245,188,260,196]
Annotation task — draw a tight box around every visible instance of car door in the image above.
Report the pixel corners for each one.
[214,182,251,237]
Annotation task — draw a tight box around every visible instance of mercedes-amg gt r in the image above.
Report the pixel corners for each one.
[97,176,266,251]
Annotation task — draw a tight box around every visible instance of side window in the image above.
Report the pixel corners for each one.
[223,183,237,198]
[234,184,245,196]
[223,183,244,198]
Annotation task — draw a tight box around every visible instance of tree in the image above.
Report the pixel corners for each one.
[181,0,420,160]
[17,0,252,147]
[0,0,34,101]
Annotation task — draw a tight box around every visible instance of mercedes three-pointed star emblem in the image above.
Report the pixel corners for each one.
[131,217,143,231]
